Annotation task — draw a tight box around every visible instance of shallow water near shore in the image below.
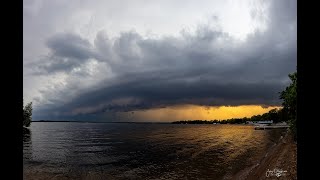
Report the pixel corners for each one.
[23,122,286,179]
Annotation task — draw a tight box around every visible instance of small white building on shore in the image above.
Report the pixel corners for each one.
[246,120,273,125]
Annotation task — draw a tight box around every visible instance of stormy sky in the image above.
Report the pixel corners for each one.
[23,0,296,121]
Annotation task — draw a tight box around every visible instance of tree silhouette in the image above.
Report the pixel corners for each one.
[280,72,297,140]
[23,100,33,127]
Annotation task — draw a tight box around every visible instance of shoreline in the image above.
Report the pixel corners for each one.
[232,130,297,180]
[24,127,297,180]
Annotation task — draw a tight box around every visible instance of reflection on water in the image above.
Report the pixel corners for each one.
[23,127,31,143]
[23,122,286,179]
[23,127,32,164]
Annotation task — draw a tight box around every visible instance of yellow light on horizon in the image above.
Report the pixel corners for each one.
[121,104,281,122]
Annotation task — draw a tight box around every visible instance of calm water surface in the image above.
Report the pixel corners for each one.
[23,122,285,179]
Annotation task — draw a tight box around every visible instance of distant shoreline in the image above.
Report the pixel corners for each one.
[31,120,270,125]
[31,120,171,124]
[31,120,260,124]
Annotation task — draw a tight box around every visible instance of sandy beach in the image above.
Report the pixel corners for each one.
[234,130,297,180]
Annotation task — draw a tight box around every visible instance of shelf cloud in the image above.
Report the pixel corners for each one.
[23,0,296,121]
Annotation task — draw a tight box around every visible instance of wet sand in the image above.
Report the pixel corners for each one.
[233,130,297,180]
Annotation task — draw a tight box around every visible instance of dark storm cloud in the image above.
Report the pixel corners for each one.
[32,0,296,120]
[30,33,95,74]
[46,33,93,60]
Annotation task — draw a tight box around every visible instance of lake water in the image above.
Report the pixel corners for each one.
[23,122,285,179]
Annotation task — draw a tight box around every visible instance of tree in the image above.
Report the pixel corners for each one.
[280,72,297,140]
[23,101,33,127]
[267,108,280,123]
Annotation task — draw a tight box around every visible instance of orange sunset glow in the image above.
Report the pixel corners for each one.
[121,105,281,122]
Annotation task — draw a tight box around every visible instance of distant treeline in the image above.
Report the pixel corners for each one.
[172,108,289,124]
[172,71,296,141]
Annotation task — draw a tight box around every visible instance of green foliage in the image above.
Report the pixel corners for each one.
[280,72,297,140]
[23,101,33,127]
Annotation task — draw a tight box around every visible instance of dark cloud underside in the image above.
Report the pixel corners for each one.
[26,0,296,120]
